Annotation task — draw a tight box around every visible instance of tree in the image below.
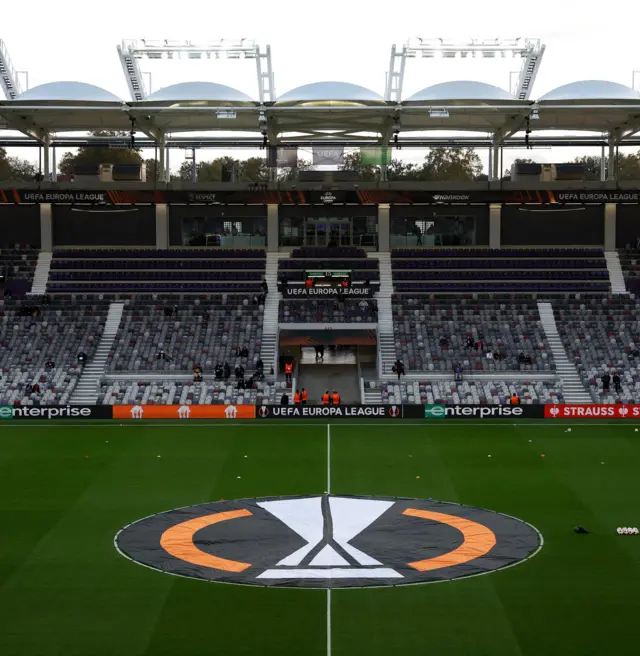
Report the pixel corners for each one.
[574,152,640,181]
[240,157,269,183]
[0,148,37,181]
[386,159,423,181]
[277,158,315,182]
[339,151,378,181]
[422,147,482,181]
[58,130,142,176]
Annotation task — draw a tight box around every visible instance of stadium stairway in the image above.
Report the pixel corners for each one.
[537,301,591,403]
[70,302,125,404]
[261,252,287,373]
[368,252,395,369]
[29,252,53,296]
[605,252,628,294]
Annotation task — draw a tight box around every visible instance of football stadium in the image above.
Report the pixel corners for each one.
[1,33,640,655]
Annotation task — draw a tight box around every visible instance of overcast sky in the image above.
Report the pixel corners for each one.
[2,0,638,172]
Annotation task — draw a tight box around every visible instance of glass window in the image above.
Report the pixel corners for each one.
[181,217,266,247]
[391,214,476,247]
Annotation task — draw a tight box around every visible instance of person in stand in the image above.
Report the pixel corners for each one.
[284,361,293,384]
[280,391,289,405]
[322,390,330,405]
[294,390,302,405]
[193,363,203,382]
[262,278,269,295]
[454,363,463,382]
[601,371,611,393]
[77,351,88,365]
[332,390,341,405]
[510,394,520,405]
[240,346,249,359]
[45,358,55,371]
[255,357,264,374]
[612,372,621,394]
[392,359,405,381]
[214,363,223,380]
[223,362,231,381]
[235,364,245,382]
[466,336,475,350]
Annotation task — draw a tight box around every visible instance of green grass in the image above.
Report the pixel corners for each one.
[0,420,639,655]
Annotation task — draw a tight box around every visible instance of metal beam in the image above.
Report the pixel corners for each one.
[119,38,274,102]
[513,43,546,100]
[117,42,148,101]
[0,111,47,141]
[0,39,23,100]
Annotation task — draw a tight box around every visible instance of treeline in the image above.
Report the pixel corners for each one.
[3,129,640,182]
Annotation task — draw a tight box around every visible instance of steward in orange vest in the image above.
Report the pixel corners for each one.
[322,391,330,405]
[332,391,341,405]
[510,395,520,405]
[294,391,301,404]
[301,389,308,404]
[284,362,293,375]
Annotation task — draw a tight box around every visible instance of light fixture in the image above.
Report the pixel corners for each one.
[429,108,449,119]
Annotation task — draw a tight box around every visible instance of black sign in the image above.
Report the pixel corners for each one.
[256,405,403,419]
[0,405,113,420]
[423,404,544,419]
[3,188,640,205]
[282,285,375,299]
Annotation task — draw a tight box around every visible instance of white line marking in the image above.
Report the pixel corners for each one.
[326,423,332,656]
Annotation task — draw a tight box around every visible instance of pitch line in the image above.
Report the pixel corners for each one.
[326,423,332,656]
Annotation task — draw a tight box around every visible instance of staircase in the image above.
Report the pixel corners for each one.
[537,301,592,403]
[261,252,287,372]
[29,252,53,296]
[368,252,396,374]
[70,302,125,404]
[363,383,382,404]
[604,251,628,294]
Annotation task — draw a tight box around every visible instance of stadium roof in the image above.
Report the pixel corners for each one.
[1,78,640,145]
[539,80,640,102]
[17,81,123,103]
[143,82,255,105]
[405,81,516,103]
[276,82,385,106]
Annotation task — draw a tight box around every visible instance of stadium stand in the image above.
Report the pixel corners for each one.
[47,248,266,294]
[0,299,107,405]
[553,296,640,403]
[390,296,555,372]
[372,379,563,404]
[105,296,264,373]
[391,248,609,293]
[98,379,289,405]
[279,299,378,323]
[617,249,640,294]
[278,246,379,283]
[0,245,39,297]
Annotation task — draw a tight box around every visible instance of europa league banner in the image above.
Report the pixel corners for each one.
[256,405,407,419]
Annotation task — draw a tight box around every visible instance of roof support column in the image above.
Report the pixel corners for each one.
[491,142,501,180]
[489,204,501,249]
[607,133,616,181]
[600,144,607,182]
[163,143,170,183]
[267,204,279,252]
[158,137,166,181]
[42,134,51,179]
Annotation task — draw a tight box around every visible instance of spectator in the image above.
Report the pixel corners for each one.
[45,359,55,370]
[613,372,621,394]
[77,351,88,365]
[262,278,269,295]
[256,357,264,373]
[466,336,475,350]
[240,346,249,359]
[454,363,463,382]
[25,383,33,396]
[223,362,231,381]
[280,392,289,405]
[486,351,494,362]
[601,372,611,393]
[193,364,203,382]
[518,352,525,364]
[440,336,448,348]
[157,350,166,361]
[214,364,223,380]
[235,364,245,382]
[392,359,405,380]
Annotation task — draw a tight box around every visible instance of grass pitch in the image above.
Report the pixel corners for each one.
[0,420,639,655]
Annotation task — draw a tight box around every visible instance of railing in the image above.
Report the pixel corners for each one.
[202,235,266,248]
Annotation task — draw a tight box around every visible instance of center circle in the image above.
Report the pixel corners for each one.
[115,495,542,589]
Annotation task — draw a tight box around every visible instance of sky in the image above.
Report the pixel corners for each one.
[1,0,639,174]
